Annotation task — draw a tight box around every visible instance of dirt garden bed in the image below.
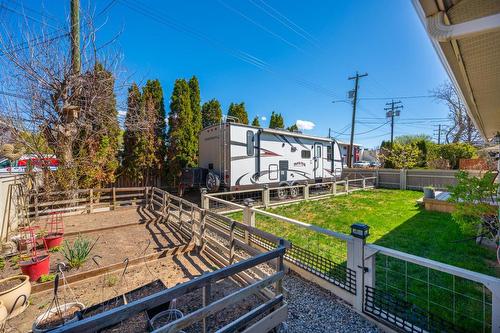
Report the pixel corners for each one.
[1,208,191,282]
[7,250,218,332]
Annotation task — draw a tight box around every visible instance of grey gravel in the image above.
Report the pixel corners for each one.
[283,272,382,333]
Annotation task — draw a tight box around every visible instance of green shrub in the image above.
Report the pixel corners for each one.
[62,235,98,269]
[40,273,56,283]
[428,143,477,169]
[448,171,498,237]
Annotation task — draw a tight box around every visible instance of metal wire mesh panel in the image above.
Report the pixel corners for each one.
[308,183,333,197]
[373,253,492,332]
[285,244,356,294]
[269,185,305,203]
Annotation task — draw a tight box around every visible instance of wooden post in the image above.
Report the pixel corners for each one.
[202,285,211,333]
[243,199,255,245]
[199,210,206,251]
[229,221,235,265]
[362,178,366,189]
[89,189,93,214]
[347,223,372,312]
[304,184,310,200]
[190,205,195,239]
[162,193,167,217]
[400,169,407,190]
[200,188,209,209]
[346,179,349,193]
[112,187,116,210]
[34,192,39,218]
[333,181,337,196]
[262,185,270,208]
[276,239,285,295]
[375,169,379,187]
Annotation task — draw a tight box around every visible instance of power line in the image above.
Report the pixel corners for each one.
[118,0,337,98]
[216,0,308,54]
[360,95,433,101]
[247,0,319,48]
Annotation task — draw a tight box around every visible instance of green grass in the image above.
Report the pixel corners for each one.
[229,189,498,331]
[232,189,498,277]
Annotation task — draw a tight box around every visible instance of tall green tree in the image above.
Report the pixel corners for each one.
[142,79,167,176]
[189,76,202,135]
[287,123,298,132]
[269,111,284,129]
[201,99,222,128]
[227,102,248,124]
[75,62,120,188]
[122,83,156,181]
[251,116,260,127]
[167,79,197,183]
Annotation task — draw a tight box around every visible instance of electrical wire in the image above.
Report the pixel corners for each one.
[248,0,320,48]
[117,0,338,98]
[216,0,308,54]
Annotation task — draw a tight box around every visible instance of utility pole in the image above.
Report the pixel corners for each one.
[71,0,80,75]
[384,100,403,147]
[328,128,331,138]
[433,124,445,144]
[347,72,368,167]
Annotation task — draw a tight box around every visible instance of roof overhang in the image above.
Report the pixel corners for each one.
[412,0,500,141]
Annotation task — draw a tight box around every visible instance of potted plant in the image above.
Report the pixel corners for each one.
[423,186,435,199]
[42,213,64,250]
[0,275,31,318]
[18,227,50,281]
[0,300,7,329]
[19,254,50,282]
[32,301,85,332]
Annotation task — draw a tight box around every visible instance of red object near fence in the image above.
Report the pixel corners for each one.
[18,227,50,281]
[42,212,64,249]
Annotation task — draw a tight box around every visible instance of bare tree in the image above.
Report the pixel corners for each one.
[0,7,123,191]
[431,82,482,145]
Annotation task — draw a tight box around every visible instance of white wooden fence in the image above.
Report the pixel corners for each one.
[202,186,500,333]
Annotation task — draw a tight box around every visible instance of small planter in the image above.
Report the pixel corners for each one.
[32,302,84,333]
[0,301,8,329]
[43,233,64,249]
[149,309,184,331]
[19,255,50,282]
[423,187,435,199]
[0,275,31,319]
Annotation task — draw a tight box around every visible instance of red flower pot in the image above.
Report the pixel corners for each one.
[19,255,50,282]
[43,233,64,249]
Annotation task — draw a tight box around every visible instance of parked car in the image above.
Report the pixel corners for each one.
[352,161,370,168]
[369,161,381,168]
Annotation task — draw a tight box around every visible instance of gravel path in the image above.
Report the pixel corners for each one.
[283,273,382,333]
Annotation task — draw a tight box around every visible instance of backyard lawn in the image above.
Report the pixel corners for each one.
[229,189,498,330]
[231,189,499,277]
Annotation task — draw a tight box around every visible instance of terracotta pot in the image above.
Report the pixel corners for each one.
[32,302,85,333]
[43,233,64,249]
[19,254,50,281]
[0,300,7,329]
[0,275,31,318]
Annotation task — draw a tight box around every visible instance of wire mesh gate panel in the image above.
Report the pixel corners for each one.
[369,252,493,333]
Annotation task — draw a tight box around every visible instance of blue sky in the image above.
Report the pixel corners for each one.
[3,0,451,148]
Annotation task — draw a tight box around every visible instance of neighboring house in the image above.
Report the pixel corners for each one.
[337,141,362,165]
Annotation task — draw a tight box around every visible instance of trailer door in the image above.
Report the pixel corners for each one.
[279,160,288,182]
[314,143,323,179]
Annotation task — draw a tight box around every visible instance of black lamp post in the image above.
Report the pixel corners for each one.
[351,223,370,239]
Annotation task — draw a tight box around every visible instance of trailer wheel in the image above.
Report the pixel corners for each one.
[289,186,299,198]
[206,172,220,192]
[277,187,287,200]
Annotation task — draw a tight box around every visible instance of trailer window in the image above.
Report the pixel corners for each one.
[327,146,332,161]
[301,150,311,159]
[246,131,254,156]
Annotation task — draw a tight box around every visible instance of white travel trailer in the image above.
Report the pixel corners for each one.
[192,122,343,192]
